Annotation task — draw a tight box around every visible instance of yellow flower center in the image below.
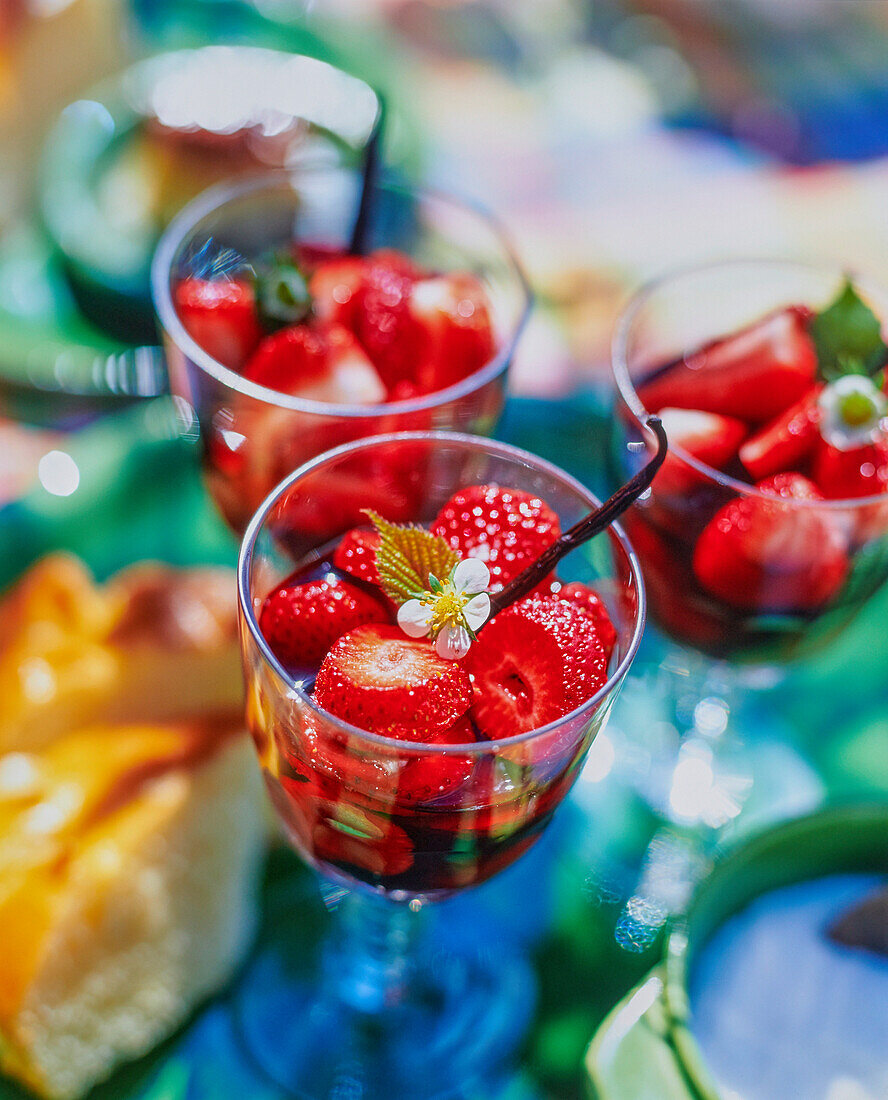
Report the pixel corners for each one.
[427,587,471,637]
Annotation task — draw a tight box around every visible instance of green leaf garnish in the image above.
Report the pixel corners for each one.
[365,511,461,605]
[255,254,313,330]
[809,279,888,383]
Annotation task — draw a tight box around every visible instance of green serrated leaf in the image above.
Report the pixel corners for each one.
[365,511,461,605]
[810,279,888,383]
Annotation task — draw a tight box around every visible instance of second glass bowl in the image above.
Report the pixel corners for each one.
[152,168,531,533]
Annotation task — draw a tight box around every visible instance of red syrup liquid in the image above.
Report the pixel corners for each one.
[249,548,596,898]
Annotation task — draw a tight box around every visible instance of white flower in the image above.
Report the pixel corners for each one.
[819,375,888,451]
[395,559,491,660]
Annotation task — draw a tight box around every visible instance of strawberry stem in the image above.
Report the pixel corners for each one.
[487,416,668,618]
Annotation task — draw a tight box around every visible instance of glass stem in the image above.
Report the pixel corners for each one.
[326,890,419,1015]
[615,653,752,952]
[658,649,752,832]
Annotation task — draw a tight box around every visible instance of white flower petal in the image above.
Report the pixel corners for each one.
[397,599,433,638]
[452,557,490,595]
[435,625,471,660]
[463,592,491,631]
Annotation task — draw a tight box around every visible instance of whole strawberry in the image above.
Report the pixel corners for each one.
[260,579,388,668]
[395,719,476,806]
[550,582,617,662]
[431,485,561,591]
[332,528,383,587]
[692,472,849,612]
[175,276,262,369]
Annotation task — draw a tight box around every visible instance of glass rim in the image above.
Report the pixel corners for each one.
[612,255,888,510]
[237,429,647,756]
[151,168,533,419]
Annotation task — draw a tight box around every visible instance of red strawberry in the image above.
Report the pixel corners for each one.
[369,249,423,280]
[387,379,425,402]
[431,485,561,592]
[692,472,849,612]
[353,261,426,392]
[260,579,388,668]
[623,512,727,653]
[466,597,608,738]
[550,582,617,662]
[308,255,366,328]
[243,320,386,405]
[655,407,747,494]
[396,720,476,806]
[314,624,473,739]
[333,528,382,587]
[638,307,817,422]
[812,437,888,499]
[740,387,824,481]
[410,274,496,393]
[174,276,262,369]
[313,814,415,878]
[310,250,423,334]
[293,713,397,802]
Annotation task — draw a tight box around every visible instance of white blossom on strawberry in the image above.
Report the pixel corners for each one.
[397,558,491,660]
[818,375,888,451]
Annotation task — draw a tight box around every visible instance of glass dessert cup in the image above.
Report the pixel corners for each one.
[152,167,531,535]
[611,260,888,831]
[237,431,646,1098]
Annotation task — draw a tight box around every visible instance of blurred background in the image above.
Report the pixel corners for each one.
[2,1,888,1098]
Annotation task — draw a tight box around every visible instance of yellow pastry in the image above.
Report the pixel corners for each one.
[0,554,244,754]
[0,556,265,1098]
[0,721,263,1100]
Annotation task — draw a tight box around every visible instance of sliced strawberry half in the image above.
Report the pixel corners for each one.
[655,407,747,495]
[550,582,617,662]
[333,528,383,587]
[812,436,888,499]
[739,386,824,481]
[410,274,496,394]
[466,597,608,738]
[314,624,473,739]
[243,320,386,405]
[175,276,262,369]
[638,307,817,422]
[260,578,388,668]
[692,472,849,612]
[431,485,561,592]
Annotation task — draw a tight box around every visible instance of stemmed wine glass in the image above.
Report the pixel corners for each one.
[236,430,646,1098]
[151,166,531,534]
[611,260,888,836]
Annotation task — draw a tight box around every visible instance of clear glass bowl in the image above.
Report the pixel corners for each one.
[612,259,888,665]
[235,430,645,1097]
[152,168,531,533]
